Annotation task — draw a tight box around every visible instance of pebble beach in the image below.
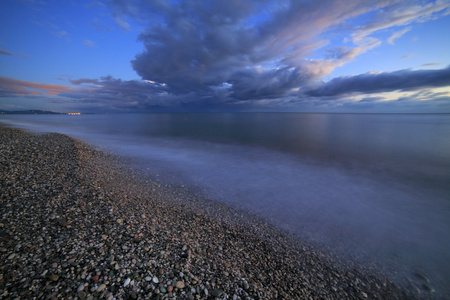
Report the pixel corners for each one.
[0,124,420,299]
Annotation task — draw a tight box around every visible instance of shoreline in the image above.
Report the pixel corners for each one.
[0,124,419,299]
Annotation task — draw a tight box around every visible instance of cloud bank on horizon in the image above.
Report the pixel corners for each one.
[1,0,450,112]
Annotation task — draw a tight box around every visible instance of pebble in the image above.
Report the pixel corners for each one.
[124,278,131,287]
[78,291,87,299]
[243,281,250,290]
[152,276,159,284]
[211,289,224,297]
[176,281,185,289]
[78,284,86,292]
[97,284,107,292]
[49,274,59,281]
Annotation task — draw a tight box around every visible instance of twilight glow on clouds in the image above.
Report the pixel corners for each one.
[0,0,450,113]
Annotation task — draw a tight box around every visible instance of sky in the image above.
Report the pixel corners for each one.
[0,0,450,113]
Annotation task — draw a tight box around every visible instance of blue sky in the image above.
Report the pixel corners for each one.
[0,0,449,113]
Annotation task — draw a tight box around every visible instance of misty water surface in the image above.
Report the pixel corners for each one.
[2,113,450,296]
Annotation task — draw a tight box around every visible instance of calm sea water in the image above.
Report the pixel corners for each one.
[2,113,450,293]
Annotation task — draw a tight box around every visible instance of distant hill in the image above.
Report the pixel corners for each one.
[0,110,64,115]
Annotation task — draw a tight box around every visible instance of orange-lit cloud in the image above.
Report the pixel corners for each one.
[0,76,73,96]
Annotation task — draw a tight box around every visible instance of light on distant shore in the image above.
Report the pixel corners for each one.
[67,112,81,115]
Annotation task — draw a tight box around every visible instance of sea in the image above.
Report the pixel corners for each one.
[2,112,449,295]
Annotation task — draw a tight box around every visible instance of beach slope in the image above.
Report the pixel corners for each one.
[0,125,414,299]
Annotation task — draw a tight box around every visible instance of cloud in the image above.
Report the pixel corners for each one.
[0,75,219,111]
[2,69,450,113]
[401,54,416,59]
[52,30,70,42]
[387,27,411,45]
[351,0,450,42]
[119,0,371,96]
[83,39,97,47]
[50,66,450,112]
[66,76,173,109]
[102,0,450,106]
[422,62,443,67]
[114,17,131,31]
[64,76,247,111]
[304,66,450,97]
[0,76,73,96]
[336,96,450,113]
[32,20,59,30]
[353,90,450,113]
[4,1,450,113]
[53,30,67,38]
[228,66,311,100]
[0,47,28,58]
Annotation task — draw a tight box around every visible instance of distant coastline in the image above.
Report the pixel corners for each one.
[1,110,449,115]
[0,110,83,115]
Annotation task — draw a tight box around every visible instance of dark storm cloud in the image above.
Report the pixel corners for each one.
[304,66,450,97]
[101,0,450,109]
[108,0,383,96]
[66,76,170,109]
[67,76,234,111]
[0,74,230,112]
[229,66,311,100]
